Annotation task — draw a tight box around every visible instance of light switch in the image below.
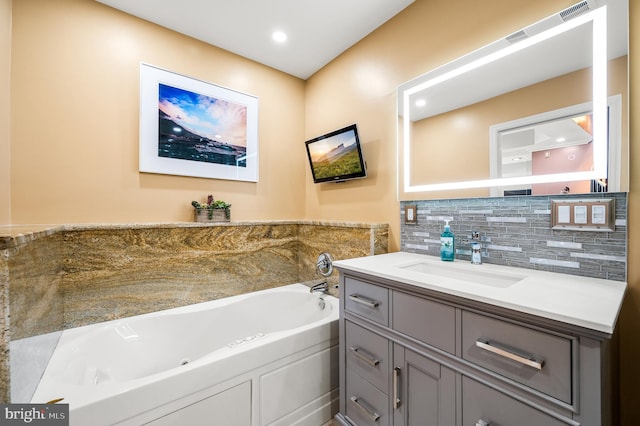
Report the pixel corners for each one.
[557,205,571,223]
[592,205,606,224]
[551,199,614,231]
[574,205,587,224]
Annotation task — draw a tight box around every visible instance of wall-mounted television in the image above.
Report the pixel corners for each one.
[305,124,367,183]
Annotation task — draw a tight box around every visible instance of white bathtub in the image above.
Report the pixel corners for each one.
[30,283,339,426]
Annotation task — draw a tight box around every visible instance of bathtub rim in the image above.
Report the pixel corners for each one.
[28,283,339,424]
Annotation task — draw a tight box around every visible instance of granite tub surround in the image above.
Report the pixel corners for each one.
[400,192,627,281]
[60,224,301,328]
[6,233,65,340]
[297,222,389,293]
[2,221,387,330]
[1,228,66,402]
[2,221,387,402]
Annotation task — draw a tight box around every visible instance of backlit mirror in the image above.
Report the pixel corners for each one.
[397,0,628,199]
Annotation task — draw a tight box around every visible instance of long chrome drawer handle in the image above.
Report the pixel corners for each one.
[350,396,380,422]
[349,346,380,367]
[393,367,401,409]
[475,339,544,370]
[349,294,380,308]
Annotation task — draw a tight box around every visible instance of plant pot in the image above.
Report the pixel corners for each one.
[194,208,230,223]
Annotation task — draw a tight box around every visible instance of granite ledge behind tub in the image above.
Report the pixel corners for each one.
[2,220,388,334]
[0,221,388,402]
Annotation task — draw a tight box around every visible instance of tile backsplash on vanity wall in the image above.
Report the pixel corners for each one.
[400,192,627,281]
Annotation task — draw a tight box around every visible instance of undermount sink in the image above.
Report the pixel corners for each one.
[398,262,525,288]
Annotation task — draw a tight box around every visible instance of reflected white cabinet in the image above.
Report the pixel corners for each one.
[335,272,618,426]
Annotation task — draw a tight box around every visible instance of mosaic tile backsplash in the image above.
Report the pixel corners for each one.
[400,193,627,281]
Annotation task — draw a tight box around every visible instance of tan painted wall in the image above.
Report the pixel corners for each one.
[9,0,306,224]
[304,0,577,250]
[0,0,10,224]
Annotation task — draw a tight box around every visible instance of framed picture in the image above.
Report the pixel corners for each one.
[139,63,259,181]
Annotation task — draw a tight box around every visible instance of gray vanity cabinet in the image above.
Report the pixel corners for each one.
[393,345,456,426]
[461,376,566,426]
[343,317,455,426]
[340,276,456,426]
[336,271,617,426]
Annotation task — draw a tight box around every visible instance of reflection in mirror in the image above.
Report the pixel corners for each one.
[397,0,628,199]
[490,94,622,196]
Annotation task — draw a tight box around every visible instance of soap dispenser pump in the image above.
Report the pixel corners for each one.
[440,220,455,261]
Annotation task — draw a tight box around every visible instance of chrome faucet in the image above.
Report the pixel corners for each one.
[309,281,329,294]
[470,242,482,265]
[463,231,483,264]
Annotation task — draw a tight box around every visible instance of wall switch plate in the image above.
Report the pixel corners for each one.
[405,205,417,224]
[551,198,615,231]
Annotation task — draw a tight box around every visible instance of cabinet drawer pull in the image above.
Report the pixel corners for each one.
[350,395,380,422]
[476,339,544,370]
[349,346,380,366]
[393,367,401,409]
[475,420,490,426]
[349,294,380,308]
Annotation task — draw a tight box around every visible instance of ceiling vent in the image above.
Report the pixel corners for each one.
[559,1,593,22]
[505,29,529,44]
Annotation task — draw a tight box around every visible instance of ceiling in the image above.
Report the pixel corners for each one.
[95,0,415,80]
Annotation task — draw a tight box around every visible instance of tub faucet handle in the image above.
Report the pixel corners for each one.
[310,281,329,294]
[316,253,334,277]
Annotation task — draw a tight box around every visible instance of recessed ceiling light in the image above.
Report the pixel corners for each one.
[272,31,287,43]
[415,99,427,107]
[556,137,566,142]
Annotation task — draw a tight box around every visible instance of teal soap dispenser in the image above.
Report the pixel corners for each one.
[440,220,455,261]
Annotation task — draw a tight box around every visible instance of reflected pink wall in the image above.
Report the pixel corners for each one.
[531,143,593,194]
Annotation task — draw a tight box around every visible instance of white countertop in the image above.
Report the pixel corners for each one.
[334,252,626,335]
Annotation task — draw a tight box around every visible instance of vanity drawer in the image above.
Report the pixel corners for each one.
[462,310,572,403]
[344,277,389,326]
[462,376,567,426]
[346,369,390,426]
[392,290,456,354]
[345,320,390,393]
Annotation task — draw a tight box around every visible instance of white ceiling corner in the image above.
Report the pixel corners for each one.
[95,0,415,79]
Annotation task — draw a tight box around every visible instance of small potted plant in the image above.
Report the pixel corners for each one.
[191,195,231,222]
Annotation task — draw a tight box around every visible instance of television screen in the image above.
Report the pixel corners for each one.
[305,124,367,183]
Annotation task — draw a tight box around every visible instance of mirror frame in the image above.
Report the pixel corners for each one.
[398,6,608,196]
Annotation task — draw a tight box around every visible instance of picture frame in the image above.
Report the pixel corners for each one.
[139,63,259,182]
